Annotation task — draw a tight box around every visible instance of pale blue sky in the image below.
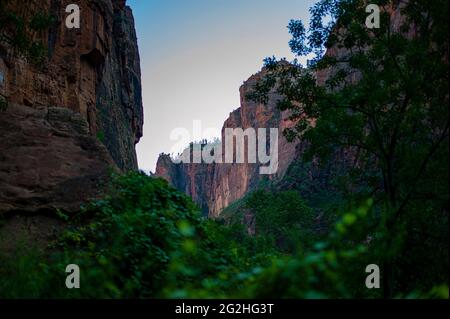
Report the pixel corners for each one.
[128,0,316,172]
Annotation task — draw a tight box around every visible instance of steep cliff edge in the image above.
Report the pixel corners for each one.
[0,0,143,219]
[155,67,300,217]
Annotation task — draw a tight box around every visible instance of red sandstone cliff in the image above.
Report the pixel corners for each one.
[0,0,143,217]
[155,67,300,217]
[155,3,411,218]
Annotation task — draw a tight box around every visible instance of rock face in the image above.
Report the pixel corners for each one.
[0,0,143,170]
[0,104,114,214]
[155,68,300,217]
[0,0,143,217]
[156,3,410,218]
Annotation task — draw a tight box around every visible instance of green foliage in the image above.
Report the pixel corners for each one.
[161,218,277,298]
[0,246,60,298]
[0,95,8,112]
[55,172,205,298]
[0,172,275,298]
[0,172,197,297]
[244,190,315,251]
[0,3,55,64]
[248,0,449,297]
[0,172,446,298]
[0,0,447,300]
[237,197,447,298]
[96,130,106,143]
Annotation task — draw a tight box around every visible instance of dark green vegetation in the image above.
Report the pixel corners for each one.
[0,0,448,298]
[0,95,7,111]
[249,0,449,298]
[0,172,273,298]
[0,171,446,298]
[0,1,55,64]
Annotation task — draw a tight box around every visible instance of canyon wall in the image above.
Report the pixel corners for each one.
[0,0,143,217]
[155,67,300,217]
[155,3,408,218]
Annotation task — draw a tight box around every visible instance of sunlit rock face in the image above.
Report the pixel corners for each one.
[155,3,411,218]
[156,67,300,217]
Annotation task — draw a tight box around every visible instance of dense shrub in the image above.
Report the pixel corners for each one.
[0,172,447,298]
[0,172,275,298]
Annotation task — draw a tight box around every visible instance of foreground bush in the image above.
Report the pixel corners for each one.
[0,172,274,298]
[0,172,447,298]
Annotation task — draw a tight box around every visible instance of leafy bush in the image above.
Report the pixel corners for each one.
[243,190,316,252]
[52,172,206,298]
[0,172,275,298]
[0,172,198,297]
[0,172,447,298]
[247,0,449,298]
